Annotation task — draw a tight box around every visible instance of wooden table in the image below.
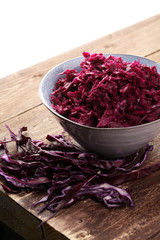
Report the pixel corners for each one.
[1,14,160,240]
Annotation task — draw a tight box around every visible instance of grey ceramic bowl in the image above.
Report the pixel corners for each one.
[39,54,160,159]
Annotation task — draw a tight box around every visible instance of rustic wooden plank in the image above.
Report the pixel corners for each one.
[0,189,69,240]
[0,190,43,240]
[42,223,70,240]
[0,104,62,141]
[0,14,160,124]
[146,49,160,62]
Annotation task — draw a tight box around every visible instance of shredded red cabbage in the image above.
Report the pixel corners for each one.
[0,126,159,224]
[51,52,160,127]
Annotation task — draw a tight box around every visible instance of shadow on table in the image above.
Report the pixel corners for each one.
[0,221,24,240]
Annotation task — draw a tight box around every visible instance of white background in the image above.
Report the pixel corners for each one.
[0,0,159,78]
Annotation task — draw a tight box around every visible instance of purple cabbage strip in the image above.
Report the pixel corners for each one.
[0,125,159,224]
[107,162,160,186]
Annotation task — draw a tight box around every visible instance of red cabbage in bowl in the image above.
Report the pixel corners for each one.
[51,52,160,128]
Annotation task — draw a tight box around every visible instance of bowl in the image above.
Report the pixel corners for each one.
[39,54,160,159]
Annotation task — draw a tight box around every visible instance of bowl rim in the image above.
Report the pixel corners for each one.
[39,53,160,131]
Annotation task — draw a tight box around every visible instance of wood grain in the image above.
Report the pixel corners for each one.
[1,14,160,240]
